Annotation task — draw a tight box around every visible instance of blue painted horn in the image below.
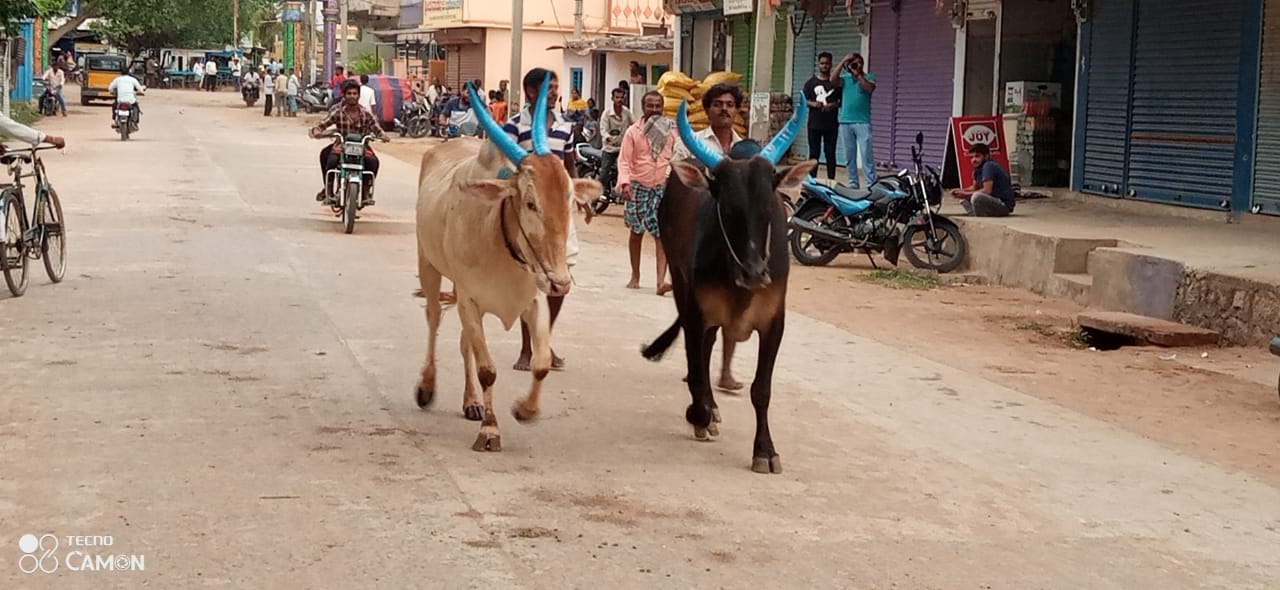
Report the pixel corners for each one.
[530,74,552,156]
[759,99,807,165]
[468,81,528,165]
[676,101,724,170]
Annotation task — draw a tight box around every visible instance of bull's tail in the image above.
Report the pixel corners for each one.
[641,319,682,362]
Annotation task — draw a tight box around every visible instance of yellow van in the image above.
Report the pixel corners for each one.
[80,53,129,105]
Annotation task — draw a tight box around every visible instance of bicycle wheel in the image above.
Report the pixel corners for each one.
[1,194,29,297]
[40,187,66,283]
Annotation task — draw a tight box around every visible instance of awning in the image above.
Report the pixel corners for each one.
[548,35,675,56]
[368,26,437,43]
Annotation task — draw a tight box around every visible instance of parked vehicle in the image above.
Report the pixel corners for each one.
[394,96,432,138]
[299,81,330,113]
[323,132,379,234]
[573,143,620,215]
[79,53,128,105]
[788,132,967,273]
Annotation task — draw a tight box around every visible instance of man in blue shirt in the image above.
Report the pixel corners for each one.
[951,142,1016,216]
[835,53,876,188]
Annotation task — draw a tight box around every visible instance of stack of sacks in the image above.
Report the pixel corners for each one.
[658,70,748,136]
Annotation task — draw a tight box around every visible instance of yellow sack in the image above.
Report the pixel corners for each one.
[657,71,698,92]
[690,81,711,98]
[703,71,743,87]
[668,87,695,102]
[688,111,709,126]
[663,96,684,112]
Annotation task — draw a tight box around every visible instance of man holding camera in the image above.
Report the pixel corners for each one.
[836,53,877,188]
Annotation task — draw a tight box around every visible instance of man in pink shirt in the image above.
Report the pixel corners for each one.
[617,90,678,295]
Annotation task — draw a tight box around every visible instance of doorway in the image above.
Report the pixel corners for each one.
[963,16,998,115]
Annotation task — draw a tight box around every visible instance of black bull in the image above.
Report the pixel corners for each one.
[641,102,814,474]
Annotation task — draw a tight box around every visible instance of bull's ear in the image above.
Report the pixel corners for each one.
[462,179,516,204]
[670,160,708,192]
[774,160,817,190]
[572,178,604,206]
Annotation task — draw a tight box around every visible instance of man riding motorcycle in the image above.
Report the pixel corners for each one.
[308,78,389,206]
[107,67,146,129]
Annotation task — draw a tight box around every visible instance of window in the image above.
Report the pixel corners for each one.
[570,67,583,93]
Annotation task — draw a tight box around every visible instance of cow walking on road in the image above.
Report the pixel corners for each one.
[641,100,813,474]
[414,77,602,452]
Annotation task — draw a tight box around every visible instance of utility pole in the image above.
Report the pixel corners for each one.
[305,0,316,83]
[323,0,337,83]
[339,0,348,68]
[573,0,583,39]
[510,0,523,108]
[233,0,239,49]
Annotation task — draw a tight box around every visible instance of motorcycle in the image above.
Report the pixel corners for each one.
[323,132,381,234]
[39,87,59,116]
[299,81,330,113]
[394,96,432,138]
[573,142,620,215]
[788,131,968,273]
[112,93,142,141]
[242,80,260,107]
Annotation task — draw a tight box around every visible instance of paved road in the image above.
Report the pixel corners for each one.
[2,90,1279,589]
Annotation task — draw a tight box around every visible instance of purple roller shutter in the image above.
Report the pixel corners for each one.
[867,0,956,170]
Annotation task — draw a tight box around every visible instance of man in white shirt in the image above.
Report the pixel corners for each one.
[204,60,218,91]
[230,55,242,90]
[107,68,146,129]
[261,67,275,116]
[358,74,377,115]
[671,83,744,163]
[42,63,67,117]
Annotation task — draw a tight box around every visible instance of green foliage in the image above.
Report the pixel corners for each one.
[8,102,41,127]
[864,269,941,290]
[87,0,277,53]
[348,53,382,75]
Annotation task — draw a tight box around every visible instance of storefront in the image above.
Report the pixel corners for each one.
[1253,0,1280,213]
[789,2,864,164]
[1074,0,1260,213]
[433,27,484,90]
[867,0,957,170]
[671,0,726,79]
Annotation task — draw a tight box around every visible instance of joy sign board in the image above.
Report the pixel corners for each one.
[945,115,1011,185]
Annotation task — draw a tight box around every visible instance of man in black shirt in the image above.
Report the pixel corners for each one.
[802,52,841,181]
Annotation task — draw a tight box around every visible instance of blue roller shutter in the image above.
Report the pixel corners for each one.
[790,17,818,159]
[1080,0,1135,196]
[1253,0,1280,214]
[814,8,863,168]
[1127,0,1242,208]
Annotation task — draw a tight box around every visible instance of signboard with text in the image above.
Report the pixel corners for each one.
[943,115,1010,188]
[723,0,753,15]
[423,0,463,27]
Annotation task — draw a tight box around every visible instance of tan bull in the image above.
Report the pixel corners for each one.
[414,78,602,451]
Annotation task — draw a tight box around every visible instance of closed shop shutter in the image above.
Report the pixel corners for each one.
[1254,0,1280,213]
[868,4,898,167]
[731,13,755,90]
[884,0,956,170]
[1079,0,1135,196]
[814,7,863,168]
[790,18,818,159]
[457,40,485,89]
[445,45,462,89]
[1127,0,1242,208]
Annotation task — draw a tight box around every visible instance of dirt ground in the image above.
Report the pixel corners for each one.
[378,132,1280,489]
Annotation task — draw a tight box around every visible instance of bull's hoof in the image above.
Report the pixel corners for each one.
[707,407,721,436]
[415,386,435,408]
[694,426,716,441]
[751,455,783,474]
[511,402,539,423]
[472,433,502,452]
[463,404,484,422]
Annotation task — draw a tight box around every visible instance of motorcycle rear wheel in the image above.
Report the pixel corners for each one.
[788,207,841,267]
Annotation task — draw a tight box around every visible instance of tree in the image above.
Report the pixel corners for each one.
[46,0,277,52]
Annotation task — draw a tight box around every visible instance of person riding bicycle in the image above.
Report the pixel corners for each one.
[0,111,65,154]
[308,78,388,206]
[107,67,146,129]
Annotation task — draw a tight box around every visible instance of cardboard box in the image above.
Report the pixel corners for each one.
[1004,81,1062,113]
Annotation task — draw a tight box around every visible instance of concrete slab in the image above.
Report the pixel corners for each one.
[1077,311,1221,347]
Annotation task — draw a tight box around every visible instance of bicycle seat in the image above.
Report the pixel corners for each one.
[0,153,33,165]
[832,183,871,201]
[578,145,603,160]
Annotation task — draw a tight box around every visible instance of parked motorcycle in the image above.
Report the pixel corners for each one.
[788,132,967,273]
[299,81,330,113]
[323,132,380,234]
[38,87,59,116]
[242,80,260,107]
[395,97,432,138]
[573,143,620,215]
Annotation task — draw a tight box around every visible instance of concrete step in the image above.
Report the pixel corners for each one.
[1077,310,1220,348]
[1049,273,1092,305]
